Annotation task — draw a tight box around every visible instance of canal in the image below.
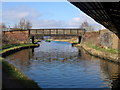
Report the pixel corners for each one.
[5,41,120,88]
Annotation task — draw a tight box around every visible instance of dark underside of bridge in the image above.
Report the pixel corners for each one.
[69,2,120,38]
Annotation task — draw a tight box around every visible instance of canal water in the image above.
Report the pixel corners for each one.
[5,41,120,88]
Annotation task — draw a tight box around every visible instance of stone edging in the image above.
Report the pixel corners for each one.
[1,44,39,57]
[75,44,120,64]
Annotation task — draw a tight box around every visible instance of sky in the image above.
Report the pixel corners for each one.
[2,1,105,30]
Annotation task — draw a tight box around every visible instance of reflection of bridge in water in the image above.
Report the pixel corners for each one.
[29,29,85,43]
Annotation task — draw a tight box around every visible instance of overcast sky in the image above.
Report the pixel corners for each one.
[2,1,105,30]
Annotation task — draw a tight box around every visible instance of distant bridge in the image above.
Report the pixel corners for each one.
[29,29,85,36]
[28,29,85,43]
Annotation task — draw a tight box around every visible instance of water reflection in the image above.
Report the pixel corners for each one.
[5,49,33,68]
[112,66,120,88]
[5,41,120,88]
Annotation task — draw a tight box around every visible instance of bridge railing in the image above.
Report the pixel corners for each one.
[30,29,85,36]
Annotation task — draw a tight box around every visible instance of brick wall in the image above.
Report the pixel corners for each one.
[81,31,100,45]
[2,30,29,45]
[82,29,119,50]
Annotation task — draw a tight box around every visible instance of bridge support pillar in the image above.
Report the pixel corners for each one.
[28,29,30,37]
[78,36,82,43]
[32,36,34,44]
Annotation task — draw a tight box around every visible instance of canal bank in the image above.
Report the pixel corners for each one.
[75,43,120,64]
[50,38,78,44]
[50,39,120,64]
[1,43,39,57]
[1,43,41,89]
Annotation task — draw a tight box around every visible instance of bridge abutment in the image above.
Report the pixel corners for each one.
[31,36,34,44]
[78,36,82,43]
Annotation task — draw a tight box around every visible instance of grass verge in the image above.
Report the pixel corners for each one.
[79,43,120,64]
[0,43,39,57]
[85,43,120,54]
[1,43,39,50]
[51,39,78,44]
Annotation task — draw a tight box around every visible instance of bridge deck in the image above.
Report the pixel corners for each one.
[29,29,85,36]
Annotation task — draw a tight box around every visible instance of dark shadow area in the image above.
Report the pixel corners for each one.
[71,43,78,46]
[78,36,82,43]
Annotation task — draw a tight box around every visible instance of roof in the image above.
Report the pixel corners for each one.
[68,1,120,38]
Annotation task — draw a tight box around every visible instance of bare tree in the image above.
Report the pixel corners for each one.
[25,20,32,29]
[80,21,94,32]
[0,23,7,31]
[1,23,7,29]
[19,18,26,30]
[18,18,32,30]
[80,21,89,28]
